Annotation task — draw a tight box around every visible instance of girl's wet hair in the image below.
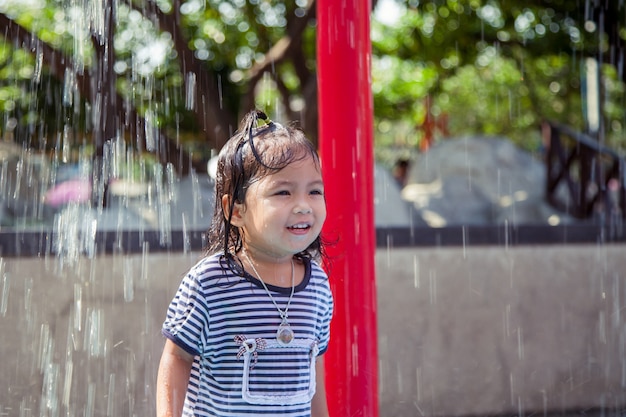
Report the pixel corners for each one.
[204,109,326,265]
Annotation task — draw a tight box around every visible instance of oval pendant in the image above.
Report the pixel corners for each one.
[276,321,294,345]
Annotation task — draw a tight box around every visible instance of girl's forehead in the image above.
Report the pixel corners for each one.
[256,157,322,183]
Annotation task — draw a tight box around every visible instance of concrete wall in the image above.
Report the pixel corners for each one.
[0,244,624,416]
[377,244,626,417]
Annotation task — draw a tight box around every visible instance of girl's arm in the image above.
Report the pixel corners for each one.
[311,356,330,417]
[156,339,195,417]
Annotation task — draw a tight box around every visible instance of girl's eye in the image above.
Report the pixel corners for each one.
[310,189,324,196]
[275,190,290,196]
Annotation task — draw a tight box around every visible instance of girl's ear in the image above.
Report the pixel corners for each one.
[222,194,245,227]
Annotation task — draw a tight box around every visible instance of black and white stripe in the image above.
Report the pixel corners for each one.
[163,254,333,417]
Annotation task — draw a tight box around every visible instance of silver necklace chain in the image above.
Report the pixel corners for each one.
[243,251,295,322]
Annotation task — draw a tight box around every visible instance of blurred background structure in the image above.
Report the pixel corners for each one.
[0,0,624,230]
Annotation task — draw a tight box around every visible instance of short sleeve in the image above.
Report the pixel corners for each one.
[162,271,209,356]
[313,265,334,356]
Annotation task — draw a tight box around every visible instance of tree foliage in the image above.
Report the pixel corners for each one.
[372,0,626,165]
[0,0,319,174]
[0,0,624,174]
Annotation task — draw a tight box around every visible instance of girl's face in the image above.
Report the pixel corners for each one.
[229,155,326,261]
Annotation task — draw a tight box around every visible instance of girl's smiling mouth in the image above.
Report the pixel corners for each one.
[288,223,311,232]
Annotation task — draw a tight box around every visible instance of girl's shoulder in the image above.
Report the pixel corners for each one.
[307,258,328,278]
[186,253,240,285]
[304,258,331,292]
[189,252,221,270]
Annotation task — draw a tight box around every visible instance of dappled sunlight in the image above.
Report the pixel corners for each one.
[419,209,447,228]
[401,178,443,209]
[498,190,528,208]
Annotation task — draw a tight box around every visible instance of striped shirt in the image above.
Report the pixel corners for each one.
[162,254,333,416]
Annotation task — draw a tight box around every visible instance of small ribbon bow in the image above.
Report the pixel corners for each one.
[234,335,267,368]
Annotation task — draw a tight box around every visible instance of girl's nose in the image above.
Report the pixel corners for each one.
[293,204,312,214]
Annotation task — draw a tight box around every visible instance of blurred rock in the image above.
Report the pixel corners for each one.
[402,136,578,226]
[374,163,414,228]
[0,141,56,226]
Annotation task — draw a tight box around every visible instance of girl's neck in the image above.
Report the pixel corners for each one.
[241,246,293,267]
[241,247,299,287]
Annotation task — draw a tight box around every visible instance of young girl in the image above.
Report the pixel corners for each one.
[156,110,333,417]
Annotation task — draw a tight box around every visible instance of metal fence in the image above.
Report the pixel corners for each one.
[544,121,626,222]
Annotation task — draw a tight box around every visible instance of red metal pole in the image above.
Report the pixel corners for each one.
[317,1,379,416]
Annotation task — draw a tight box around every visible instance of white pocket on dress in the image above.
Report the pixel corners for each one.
[237,337,319,405]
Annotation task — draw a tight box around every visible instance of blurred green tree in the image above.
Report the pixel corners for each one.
[0,0,623,174]
[372,0,625,165]
[0,0,319,174]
